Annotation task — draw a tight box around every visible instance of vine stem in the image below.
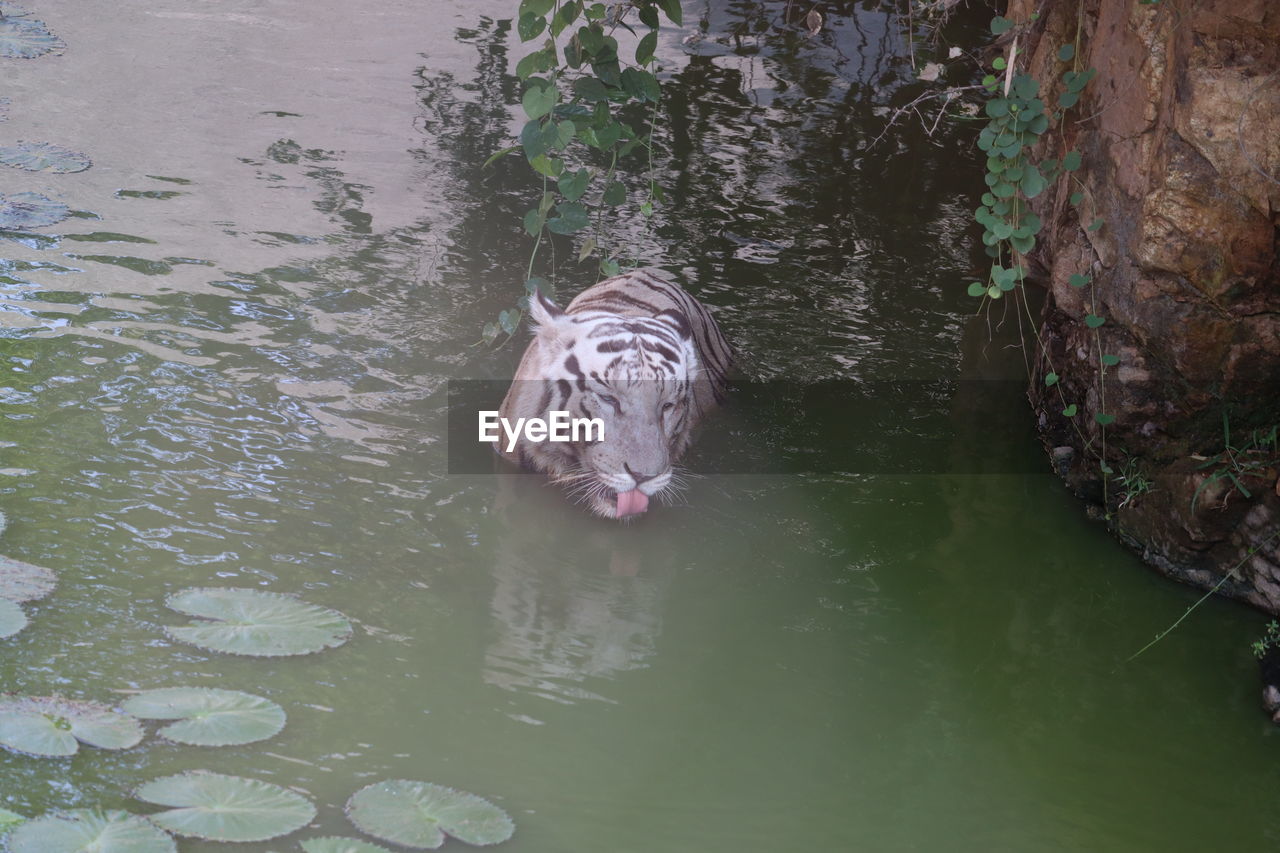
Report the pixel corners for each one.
[1127,528,1280,662]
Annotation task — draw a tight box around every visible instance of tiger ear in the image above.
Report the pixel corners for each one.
[529,289,570,342]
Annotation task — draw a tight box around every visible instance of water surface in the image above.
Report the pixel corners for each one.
[1,1,1276,851]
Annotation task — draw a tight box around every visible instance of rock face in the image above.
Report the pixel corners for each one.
[1007,0,1280,609]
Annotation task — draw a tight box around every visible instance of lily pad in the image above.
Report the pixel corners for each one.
[0,696,143,756]
[0,806,25,832]
[0,555,55,602]
[0,142,91,173]
[0,191,69,230]
[135,771,316,842]
[345,780,515,849]
[6,809,175,853]
[121,687,286,746]
[0,597,27,638]
[300,838,394,853]
[164,587,352,657]
[0,17,62,58]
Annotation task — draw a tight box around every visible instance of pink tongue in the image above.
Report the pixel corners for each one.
[616,489,650,518]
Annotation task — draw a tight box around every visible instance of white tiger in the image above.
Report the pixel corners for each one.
[497,268,732,519]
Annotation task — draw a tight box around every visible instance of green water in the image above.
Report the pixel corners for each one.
[2,1,1278,850]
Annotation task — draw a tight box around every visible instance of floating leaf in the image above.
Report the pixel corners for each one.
[301,838,394,853]
[164,587,352,657]
[6,809,175,853]
[345,780,515,849]
[917,62,942,82]
[0,696,142,756]
[0,806,25,832]
[0,557,52,603]
[0,17,63,58]
[0,191,68,230]
[135,772,316,842]
[121,688,285,747]
[0,142,91,173]
[0,597,27,639]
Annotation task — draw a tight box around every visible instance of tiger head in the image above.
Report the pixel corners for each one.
[503,290,701,520]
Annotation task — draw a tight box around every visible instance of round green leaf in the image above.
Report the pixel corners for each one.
[135,772,316,842]
[557,167,590,202]
[1095,413,1116,426]
[572,76,609,102]
[1085,313,1106,328]
[1101,354,1121,366]
[1058,43,1075,61]
[967,282,985,297]
[0,597,27,639]
[300,838,394,853]
[6,810,175,853]
[546,201,589,235]
[1069,273,1089,288]
[163,587,352,657]
[0,556,55,603]
[0,711,75,756]
[1087,217,1104,232]
[1062,150,1082,171]
[990,15,1013,34]
[0,142,91,174]
[1044,372,1059,387]
[521,83,556,120]
[345,780,515,849]
[1070,191,1084,205]
[121,687,286,747]
[1063,404,1079,417]
[0,191,68,230]
[1059,90,1079,108]
[0,806,26,832]
[516,11,544,41]
[0,17,63,58]
[0,696,142,756]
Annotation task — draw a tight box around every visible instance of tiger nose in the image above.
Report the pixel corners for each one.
[624,463,658,485]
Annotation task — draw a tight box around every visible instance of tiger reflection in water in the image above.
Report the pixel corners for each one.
[485,269,730,702]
